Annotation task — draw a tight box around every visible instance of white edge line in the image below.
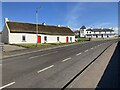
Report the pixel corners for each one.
[4,43,73,58]
[0,82,15,89]
[76,53,82,56]
[62,57,71,62]
[37,65,54,73]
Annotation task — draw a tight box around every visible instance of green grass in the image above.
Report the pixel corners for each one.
[15,42,74,48]
[76,37,90,42]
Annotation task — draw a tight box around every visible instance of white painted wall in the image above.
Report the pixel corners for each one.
[9,33,75,44]
[9,33,37,44]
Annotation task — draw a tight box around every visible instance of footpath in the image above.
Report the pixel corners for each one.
[66,41,119,88]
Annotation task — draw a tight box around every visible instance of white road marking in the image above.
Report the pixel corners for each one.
[62,57,71,62]
[29,55,39,59]
[98,45,100,46]
[29,51,58,59]
[37,65,54,73]
[84,50,88,52]
[0,82,15,89]
[91,47,93,50]
[76,53,82,56]
[41,51,58,56]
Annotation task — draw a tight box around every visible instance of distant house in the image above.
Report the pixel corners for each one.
[85,28,115,38]
[2,18,75,44]
[80,25,87,37]
[74,25,87,38]
[77,25,116,38]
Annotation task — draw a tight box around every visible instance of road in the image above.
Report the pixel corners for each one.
[1,40,118,89]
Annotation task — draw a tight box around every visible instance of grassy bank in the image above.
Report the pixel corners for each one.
[15,42,74,48]
[76,37,90,42]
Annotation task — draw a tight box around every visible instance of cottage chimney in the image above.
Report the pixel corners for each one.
[67,26,70,28]
[4,18,9,23]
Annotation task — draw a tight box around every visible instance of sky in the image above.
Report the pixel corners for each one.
[1,2,119,34]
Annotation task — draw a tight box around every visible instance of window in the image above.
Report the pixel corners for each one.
[57,37,59,42]
[44,36,47,42]
[70,37,72,42]
[22,35,26,41]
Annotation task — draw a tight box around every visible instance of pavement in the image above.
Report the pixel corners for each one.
[1,39,119,89]
[66,41,118,88]
[1,44,26,52]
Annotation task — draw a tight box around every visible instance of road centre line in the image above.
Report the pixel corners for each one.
[91,47,93,49]
[76,53,82,56]
[62,57,71,62]
[37,65,54,73]
[29,51,58,59]
[84,50,88,52]
[29,55,39,59]
[0,82,15,89]
[40,51,58,56]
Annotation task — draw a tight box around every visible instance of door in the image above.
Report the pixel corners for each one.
[37,36,41,43]
[66,37,68,43]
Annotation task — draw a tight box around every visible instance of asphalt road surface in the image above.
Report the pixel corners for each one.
[1,40,118,89]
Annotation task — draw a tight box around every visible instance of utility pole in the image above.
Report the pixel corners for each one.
[36,8,38,47]
[36,6,41,47]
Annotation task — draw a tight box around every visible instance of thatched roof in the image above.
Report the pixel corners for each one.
[86,28,114,32]
[7,21,74,36]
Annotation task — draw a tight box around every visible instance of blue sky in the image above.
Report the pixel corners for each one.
[1,2,118,32]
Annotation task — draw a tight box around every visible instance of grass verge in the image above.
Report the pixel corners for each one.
[15,42,75,48]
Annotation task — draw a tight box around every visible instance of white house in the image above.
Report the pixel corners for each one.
[2,18,75,44]
[77,25,116,38]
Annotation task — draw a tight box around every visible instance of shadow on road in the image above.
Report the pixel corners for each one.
[96,41,120,88]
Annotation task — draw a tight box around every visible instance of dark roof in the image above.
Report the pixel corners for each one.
[80,25,86,29]
[7,21,74,36]
[74,30,79,33]
[86,28,114,32]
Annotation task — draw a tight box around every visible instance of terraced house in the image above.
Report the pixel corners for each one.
[78,25,116,38]
[2,18,75,44]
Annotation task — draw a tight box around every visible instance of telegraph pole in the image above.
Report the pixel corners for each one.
[36,8,38,47]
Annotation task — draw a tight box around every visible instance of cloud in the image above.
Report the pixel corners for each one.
[65,3,85,29]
